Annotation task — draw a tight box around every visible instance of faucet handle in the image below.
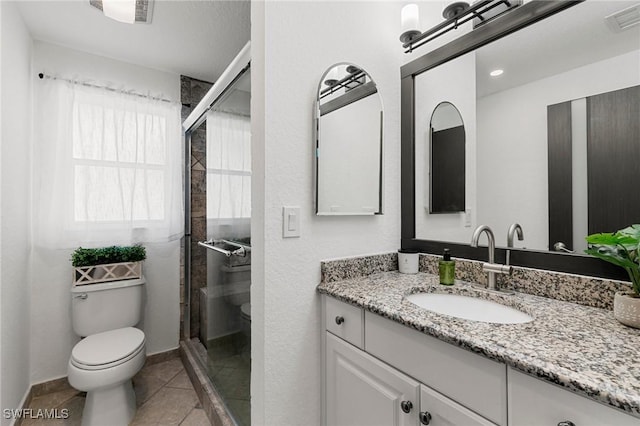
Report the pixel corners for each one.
[482,263,512,275]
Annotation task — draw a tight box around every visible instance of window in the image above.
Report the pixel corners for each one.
[35,79,183,248]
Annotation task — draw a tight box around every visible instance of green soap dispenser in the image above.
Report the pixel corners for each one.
[439,249,455,285]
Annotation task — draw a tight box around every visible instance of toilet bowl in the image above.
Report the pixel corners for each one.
[68,327,146,426]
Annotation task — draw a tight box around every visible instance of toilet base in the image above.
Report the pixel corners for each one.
[81,381,136,426]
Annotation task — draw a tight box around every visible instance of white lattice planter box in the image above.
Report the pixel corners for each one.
[73,261,143,285]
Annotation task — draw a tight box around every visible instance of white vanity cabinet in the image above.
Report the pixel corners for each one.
[508,367,640,426]
[321,295,640,426]
[322,295,501,425]
[326,332,420,426]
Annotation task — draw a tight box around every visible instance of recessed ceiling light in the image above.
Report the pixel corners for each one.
[89,0,154,24]
[490,69,504,77]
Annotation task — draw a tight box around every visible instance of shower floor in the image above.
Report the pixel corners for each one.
[205,332,251,426]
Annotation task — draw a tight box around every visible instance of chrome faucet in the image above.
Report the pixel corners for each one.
[506,223,524,266]
[471,225,512,291]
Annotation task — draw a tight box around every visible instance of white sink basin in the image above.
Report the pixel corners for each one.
[406,293,534,324]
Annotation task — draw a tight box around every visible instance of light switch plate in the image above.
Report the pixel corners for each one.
[283,206,300,238]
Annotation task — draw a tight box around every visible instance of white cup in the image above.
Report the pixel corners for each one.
[398,249,419,274]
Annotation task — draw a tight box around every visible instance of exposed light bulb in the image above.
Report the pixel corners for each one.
[102,0,136,24]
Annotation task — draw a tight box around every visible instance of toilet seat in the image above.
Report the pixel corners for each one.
[71,327,145,371]
[240,302,251,320]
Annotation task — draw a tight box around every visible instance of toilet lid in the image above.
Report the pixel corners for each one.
[241,303,251,318]
[71,327,145,368]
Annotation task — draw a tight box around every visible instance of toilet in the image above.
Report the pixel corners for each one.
[68,278,146,426]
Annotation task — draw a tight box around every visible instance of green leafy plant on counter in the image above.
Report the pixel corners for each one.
[71,245,146,267]
[585,224,640,296]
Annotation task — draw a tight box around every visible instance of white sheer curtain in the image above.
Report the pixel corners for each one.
[34,78,183,248]
[205,111,251,239]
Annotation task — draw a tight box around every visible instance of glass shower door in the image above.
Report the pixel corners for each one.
[201,67,251,426]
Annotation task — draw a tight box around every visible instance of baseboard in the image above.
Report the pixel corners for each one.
[11,387,32,426]
[145,347,180,366]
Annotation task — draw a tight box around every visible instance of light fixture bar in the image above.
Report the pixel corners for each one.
[402,0,517,53]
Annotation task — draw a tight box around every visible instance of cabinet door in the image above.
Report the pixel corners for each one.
[508,368,640,426]
[419,385,496,426]
[326,333,420,426]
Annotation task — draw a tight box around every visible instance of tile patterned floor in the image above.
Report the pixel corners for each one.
[22,357,210,426]
[204,333,250,426]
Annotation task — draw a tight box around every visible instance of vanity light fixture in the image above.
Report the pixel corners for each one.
[401,0,520,53]
[400,4,421,43]
[323,67,340,87]
[89,0,154,24]
[490,69,504,77]
[443,1,470,20]
[605,3,640,32]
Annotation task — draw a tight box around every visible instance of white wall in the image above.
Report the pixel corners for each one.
[251,2,402,424]
[415,51,476,243]
[0,1,33,421]
[30,42,181,384]
[476,50,640,250]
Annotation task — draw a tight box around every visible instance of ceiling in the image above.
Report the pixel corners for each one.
[476,1,640,98]
[16,0,250,83]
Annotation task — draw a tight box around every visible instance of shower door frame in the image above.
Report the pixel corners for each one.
[182,42,251,340]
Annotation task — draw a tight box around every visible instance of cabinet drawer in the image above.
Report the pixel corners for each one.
[508,367,640,426]
[365,311,507,425]
[324,295,364,349]
[420,384,496,426]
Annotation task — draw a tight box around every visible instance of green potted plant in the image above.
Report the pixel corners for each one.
[71,245,146,285]
[585,224,640,328]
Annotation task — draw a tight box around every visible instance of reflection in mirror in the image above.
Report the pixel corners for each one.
[414,1,640,252]
[430,102,465,214]
[315,63,383,215]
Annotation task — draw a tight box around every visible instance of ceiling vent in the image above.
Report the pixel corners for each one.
[89,0,154,24]
[605,3,640,32]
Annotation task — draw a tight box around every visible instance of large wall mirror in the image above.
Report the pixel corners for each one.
[402,0,639,279]
[315,63,383,215]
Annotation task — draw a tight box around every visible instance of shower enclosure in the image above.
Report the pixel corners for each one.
[182,42,251,426]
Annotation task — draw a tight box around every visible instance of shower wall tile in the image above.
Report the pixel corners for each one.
[191,151,205,171]
[191,195,206,218]
[180,76,192,107]
[191,80,212,107]
[191,128,206,153]
[191,170,207,195]
[191,219,207,243]
[181,74,213,339]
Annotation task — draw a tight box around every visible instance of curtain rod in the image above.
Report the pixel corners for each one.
[37,73,175,104]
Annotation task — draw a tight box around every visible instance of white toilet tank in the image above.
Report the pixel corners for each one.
[71,277,145,337]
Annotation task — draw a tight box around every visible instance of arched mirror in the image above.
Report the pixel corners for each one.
[314,63,383,215]
[429,101,465,213]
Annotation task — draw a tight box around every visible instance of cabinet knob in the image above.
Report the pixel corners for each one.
[400,400,413,413]
[558,422,575,426]
[419,411,432,425]
[335,316,345,325]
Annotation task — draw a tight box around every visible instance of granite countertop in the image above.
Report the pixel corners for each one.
[317,270,640,417]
